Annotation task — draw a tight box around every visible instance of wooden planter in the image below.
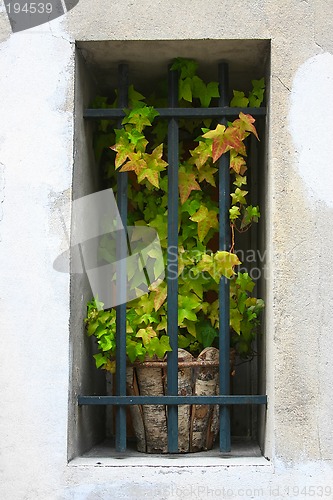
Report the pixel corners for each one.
[126,347,235,453]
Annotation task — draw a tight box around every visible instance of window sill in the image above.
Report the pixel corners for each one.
[69,438,271,468]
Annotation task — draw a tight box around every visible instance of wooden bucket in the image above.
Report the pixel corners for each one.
[126,347,235,453]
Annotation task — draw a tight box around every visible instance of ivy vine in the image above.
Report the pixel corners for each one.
[85,58,265,371]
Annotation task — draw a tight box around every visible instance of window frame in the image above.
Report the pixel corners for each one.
[78,60,267,454]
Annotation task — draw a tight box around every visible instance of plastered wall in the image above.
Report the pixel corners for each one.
[0,1,333,498]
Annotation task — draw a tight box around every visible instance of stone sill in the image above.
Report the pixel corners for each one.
[69,438,272,468]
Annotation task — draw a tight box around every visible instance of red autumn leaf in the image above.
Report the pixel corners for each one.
[119,151,146,174]
[233,113,259,141]
[203,124,245,162]
[212,126,245,162]
[178,171,201,204]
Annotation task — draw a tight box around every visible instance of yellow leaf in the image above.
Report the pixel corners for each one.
[178,171,201,204]
[153,282,167,311]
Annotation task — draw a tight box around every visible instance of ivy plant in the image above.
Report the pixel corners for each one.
[85,58,265,371]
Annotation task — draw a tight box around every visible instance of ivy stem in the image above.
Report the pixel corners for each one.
[230,223,235,253]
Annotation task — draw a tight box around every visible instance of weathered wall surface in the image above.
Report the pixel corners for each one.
[0,1,333,498]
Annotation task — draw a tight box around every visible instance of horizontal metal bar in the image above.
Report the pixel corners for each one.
[130,360,221,367]
[78,395,267,406]
[84,107,266,120]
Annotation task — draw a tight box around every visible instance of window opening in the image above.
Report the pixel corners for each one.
[77,53,267,456]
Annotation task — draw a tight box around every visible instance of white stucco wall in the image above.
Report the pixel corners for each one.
[0,1,333,498]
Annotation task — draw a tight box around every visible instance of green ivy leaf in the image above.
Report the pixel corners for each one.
[183,319,197,337]
[197,163,217,186]
[136,326,157,346]
[171,58,198,79]
[196,321,218,348]
[179,272,205,299]
[189,140,212,170]
[122,106,159,132]
[152,120,168,145]
[179,77,193,102]
[230,307,242,334]
[126,340,146,363]
[241,205,260,228]
[206,81,220,101]
[93,353,108,369]
[231,188,248,206]
[196,252,240,282]
[122,146,167,188]
[192,76,206,100]
[87,321,99,337]
[156,315,167,332]
[159,335,172,355]
[178,294,201,325]
[91,95,109,108]
[179,220,198,244]
[178,334,192,348]
[230,152,247,175]
[237,291,248,314]
[126,129,147,148]
[233,175,247,188]
[229,206,241,221]
[148,213,168,242]
[194,79,220,107]
[214,251,241,279]
[235,272,255,292]
[98,334,114,352]
[180,198,201,216]
[146,336,171,358]
[248,78,265,108]
[230,90,249,108]
[128,84,146,108]
[207,299,219,329]
[110,132,134,169]
[190,206,218,242]
[135,294,154,315]
[146,246,166,282]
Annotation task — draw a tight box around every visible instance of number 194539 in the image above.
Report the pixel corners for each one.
[5,3,53,14]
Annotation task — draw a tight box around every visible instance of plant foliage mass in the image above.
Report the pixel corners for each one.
[85,58,265,371]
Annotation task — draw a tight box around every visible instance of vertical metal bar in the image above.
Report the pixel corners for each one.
[115,63,128,452]
[167,65,179,453]
[218,62,231,452]
[249,134,259,440]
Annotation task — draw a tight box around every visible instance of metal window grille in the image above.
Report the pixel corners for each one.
[79,62,267,453]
